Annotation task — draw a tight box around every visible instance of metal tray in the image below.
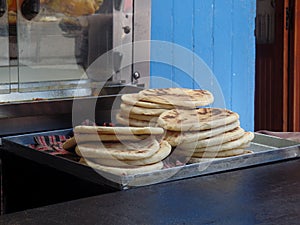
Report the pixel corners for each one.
[2,130,300,190]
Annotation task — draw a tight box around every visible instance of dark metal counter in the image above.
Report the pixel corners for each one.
[0,158,299,225]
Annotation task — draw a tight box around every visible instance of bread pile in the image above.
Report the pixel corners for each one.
[115,87,254,163]
[64,87,255,175]
[157,107,255,162]
[64,126,171,176]
[116,88,214,127]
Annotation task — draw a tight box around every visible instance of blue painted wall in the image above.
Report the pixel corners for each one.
[150,0,256,131]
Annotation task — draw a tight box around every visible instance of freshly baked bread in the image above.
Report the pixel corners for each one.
[86,141,171,167]
[164,120,240,146]
[157,108,239,131]
[120,103,167,116]
[178,127,246,149]
[138,88,214,108]
[188,150,253,162]
[74,133,153,143]
[116,113,158,127]
[191,149,253,158]
[46,0,103,16]
[193,132,254,152]
[75,137,160,160]
[81,159,164,176]
[121,93,174,109]
[74,125,164,135]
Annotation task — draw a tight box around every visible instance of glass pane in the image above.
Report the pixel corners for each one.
[16,0,122,97]
[0,1,10,96]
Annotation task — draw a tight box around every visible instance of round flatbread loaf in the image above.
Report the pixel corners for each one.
[75,137,160,160]
[74,133,152,143]
[138,88,214,108]
[157,108,239,131]
[178,127,245,149]
[74,125,164,135]
[87,141,171,167]
[121,93,174,109]
[120,103,167,116]
[123,111,159,122]
[81,159,164,176]
[180,132,254,152]
[188,150,253,163]
[62,137,77,150]
[191,149,253,158]
[193,143,251,153]
[164,120,240,146]
[116,113,157,127]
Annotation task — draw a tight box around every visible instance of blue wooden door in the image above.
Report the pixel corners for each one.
[151,0,256,131]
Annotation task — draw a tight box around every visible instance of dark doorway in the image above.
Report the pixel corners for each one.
[255,0,300,131]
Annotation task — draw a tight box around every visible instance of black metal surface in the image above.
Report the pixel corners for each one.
[1,151,117,214]
[1,130,125,190]
[0,159,299,224]
[1,126,128,213]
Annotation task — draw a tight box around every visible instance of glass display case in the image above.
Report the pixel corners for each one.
[0,0,150,99]
[0,0,10,94]
[0,0,151,136]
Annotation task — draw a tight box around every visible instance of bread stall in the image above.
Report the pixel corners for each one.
[0,0,300,217]
[0,0,151,213]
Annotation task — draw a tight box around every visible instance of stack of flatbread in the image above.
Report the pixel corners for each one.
[116,88,214,127]
[157,107,255,162]
[63,126,172,176]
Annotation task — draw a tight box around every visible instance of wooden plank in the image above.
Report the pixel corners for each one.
[289,0,300,131]
[231,0,256,131]
[172,0,194,88]
[294,0,300,131]
[150,0,174,88]
[283,0,290,131]
[193,0,214,90]
[194,0,214,70]
[212,0,233,109]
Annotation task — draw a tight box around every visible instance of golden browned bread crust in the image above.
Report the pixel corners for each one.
[46,0,103,17]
